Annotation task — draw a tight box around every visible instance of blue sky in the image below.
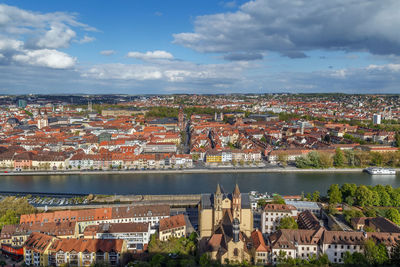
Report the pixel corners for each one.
[0,0,400,94]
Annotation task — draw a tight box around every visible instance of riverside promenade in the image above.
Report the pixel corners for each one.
[0,167,388,176]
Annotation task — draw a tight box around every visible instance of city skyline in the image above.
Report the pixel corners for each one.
[1,0,400,94]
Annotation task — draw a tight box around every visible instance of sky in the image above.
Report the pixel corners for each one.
[1,0,400,95]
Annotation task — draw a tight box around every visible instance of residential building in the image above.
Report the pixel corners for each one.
[251,229,270,265]
[83,222,151,251]
[261,204,298,235]
[159,214,187,241]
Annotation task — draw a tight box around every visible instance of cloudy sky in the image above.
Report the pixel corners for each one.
[1,0,400,94]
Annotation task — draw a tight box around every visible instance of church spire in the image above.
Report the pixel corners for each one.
[233,183,240,197]
[216,183,221,195]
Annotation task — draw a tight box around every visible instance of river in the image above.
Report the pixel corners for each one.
[1,172,400,195]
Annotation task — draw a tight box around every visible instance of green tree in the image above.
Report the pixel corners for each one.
[312,191,320,202]
[341,183,357,201]
[371,152,383,166]
[364,207,377,217]
[314,253,329,265]
[328,184,342,204]
[333,148,345,167]
[278,216,298,230]
[0,196,36,230]
[0,209,19,229]
[385,208,400,225]
[374,185,392,206]
[364,239,389,265]
[391,191,400,207]
[319,152,333,168]
[277,153,288,167]
[199,254,210,267]
[272,195,285,204]
[344,150,356,167]
[276,250,288,264]
[343,251,368,265]
[354,185,373,207]
[343,208,364,224]
[391,240,400,265]
[395,132,400,147]
[150,254,165,267]
[257,199,267,208]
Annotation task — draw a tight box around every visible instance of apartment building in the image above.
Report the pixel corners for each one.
[159,214,187,241]
[261,204,298,234]
[20,205,170,235]
[83,222,151,251]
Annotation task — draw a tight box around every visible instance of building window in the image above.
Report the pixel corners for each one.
[233,248,239,257]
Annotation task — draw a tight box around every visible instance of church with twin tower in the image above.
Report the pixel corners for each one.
[198,184,253,263]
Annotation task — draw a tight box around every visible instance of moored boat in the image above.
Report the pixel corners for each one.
[365,167,396,175]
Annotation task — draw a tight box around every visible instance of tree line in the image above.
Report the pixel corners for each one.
[0,196,36,230]
[327,183,400,208]
[295,149,400,169]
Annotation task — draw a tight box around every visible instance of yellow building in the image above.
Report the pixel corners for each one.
[206,152,222,163]
[199,184,253,264]
[24,232,57,266]
[159,214,187,241]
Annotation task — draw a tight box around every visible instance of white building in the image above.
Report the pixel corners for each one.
[373,114,381,125]
[84,222,152,251]
[261,204,298,235]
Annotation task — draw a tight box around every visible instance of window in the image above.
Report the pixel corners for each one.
[233,248,239,257]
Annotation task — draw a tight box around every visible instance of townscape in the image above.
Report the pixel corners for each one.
[0,94,399,172]
[3,183,400,266]
[3,0,400,265]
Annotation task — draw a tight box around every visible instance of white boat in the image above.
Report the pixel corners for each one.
[365,167,396,175]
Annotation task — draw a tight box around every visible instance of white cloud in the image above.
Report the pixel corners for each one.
[83,64,163,80]
[13,49,76,69]
[76,35,95,44]
[82,59,244,88]
[367,64,400,72]
[174,0,400,58]
[36,23,76,48]
[0,37,23,51]
[127,50,174,60]
[0,4,94,69]
[100,50,116,56]
[0,3,97,35]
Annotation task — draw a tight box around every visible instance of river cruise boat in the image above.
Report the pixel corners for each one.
[365,167,396,175]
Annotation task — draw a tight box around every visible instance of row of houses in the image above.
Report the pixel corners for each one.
[0,150,193,170]
[1,205,193,266]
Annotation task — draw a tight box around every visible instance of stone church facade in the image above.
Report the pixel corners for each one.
[198,184,253,263]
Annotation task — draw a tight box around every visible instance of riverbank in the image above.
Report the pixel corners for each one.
[1,167,398,176]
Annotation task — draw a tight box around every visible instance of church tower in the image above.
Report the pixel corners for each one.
[213,183,223,228]
[232,183,241,220]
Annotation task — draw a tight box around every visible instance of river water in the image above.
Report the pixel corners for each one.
[1,172,400,195]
